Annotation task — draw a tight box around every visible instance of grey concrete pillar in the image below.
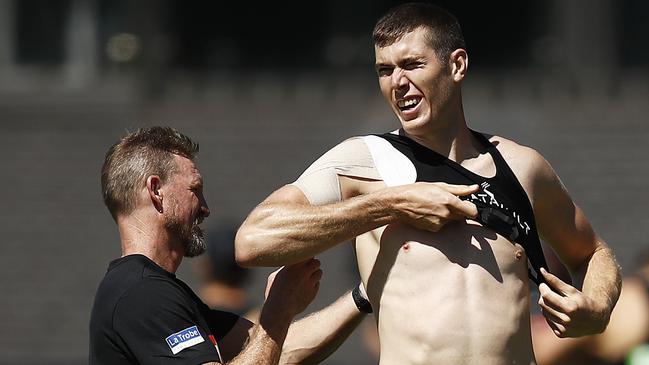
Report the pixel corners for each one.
[65,0,98,88]
[548,0,617,93]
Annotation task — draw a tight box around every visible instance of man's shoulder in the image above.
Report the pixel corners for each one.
[109,276,194,326]
[99,256,186,306]
[487,134,546,166]
[485,133,557,190]
[330,134,375,150]
[308,135,377,167]
[103,255,173,284]
[328,130,399,149]
[485,133,528,150]
[91,258,183,334]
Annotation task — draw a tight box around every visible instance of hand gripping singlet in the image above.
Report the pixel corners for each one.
[376,130,548,286]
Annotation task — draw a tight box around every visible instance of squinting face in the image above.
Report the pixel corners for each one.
[163,155,210,257]
[374,27,455,134]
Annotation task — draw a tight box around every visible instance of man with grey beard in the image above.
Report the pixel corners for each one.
[89,126,370,365]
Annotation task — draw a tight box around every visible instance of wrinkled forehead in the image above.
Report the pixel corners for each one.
[171,154,203,183]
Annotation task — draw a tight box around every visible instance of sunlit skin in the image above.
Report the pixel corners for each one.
[113,154,360,365]
[118,154,210,273]
[162,155,210,257]
[235,25,620,365]
[375,28,466,151]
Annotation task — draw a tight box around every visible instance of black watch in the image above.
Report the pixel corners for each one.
[352,283,373,313]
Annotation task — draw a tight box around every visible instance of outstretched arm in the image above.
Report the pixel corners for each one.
[280,286,369,365]
[235,184,392,267]
[530,151,621,337]
[212,307,293,365]
[211,260,322,365]
[235,182,478,267]
[214,268,369,365]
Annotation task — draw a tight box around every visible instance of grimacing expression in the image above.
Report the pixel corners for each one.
[374,27,456,133]
[163,155,210,257]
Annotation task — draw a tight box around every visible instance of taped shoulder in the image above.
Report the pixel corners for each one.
[290,137,380,205]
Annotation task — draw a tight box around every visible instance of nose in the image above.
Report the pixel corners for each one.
[201,203,210,218]
[198,194,210,218]
[391,68,408,89]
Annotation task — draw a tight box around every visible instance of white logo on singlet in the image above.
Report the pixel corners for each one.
[469,182,531,235]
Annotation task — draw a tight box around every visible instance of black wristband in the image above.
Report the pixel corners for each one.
[352,283,373,313]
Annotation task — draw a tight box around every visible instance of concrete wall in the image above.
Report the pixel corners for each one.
[1,70,648,364]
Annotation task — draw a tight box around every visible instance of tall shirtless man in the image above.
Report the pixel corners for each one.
[235,3,621,364]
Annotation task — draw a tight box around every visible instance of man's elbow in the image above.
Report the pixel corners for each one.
[234,227,255,267]
[234,228,260,268]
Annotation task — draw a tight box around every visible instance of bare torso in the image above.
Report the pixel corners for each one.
[356,221,534,365]
[346,135,538,365]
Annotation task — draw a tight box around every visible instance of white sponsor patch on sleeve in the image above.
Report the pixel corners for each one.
[165,325,205,355]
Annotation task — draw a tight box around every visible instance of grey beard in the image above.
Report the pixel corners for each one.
[164,216,206,258]
[184,225,206,258]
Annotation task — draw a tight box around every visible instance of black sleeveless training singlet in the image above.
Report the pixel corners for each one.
[376,130,548,286]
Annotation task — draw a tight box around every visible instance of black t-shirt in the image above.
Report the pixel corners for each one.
[89,254,239,365]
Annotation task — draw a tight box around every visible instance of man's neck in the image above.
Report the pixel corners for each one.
[118,213,183,273]
[401,118,477,163]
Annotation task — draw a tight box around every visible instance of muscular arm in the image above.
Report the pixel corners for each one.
[530,151,622,337]
[236,136,478,267]
[235,184,394,267]
[208,260,323,365]
[572,242,620,326]
[212,291,365,365]
[201,305,293,365]
[235,183,478,267]
[213,275,366,365]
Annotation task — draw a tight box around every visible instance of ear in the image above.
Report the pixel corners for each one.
[450,49,468,82]
[146,175,164,213]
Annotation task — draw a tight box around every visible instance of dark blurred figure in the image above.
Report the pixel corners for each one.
[194,226,259,321]
[532,248,649,365]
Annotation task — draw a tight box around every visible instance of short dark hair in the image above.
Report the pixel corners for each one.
[373,2,466,62]
[101,126,199,220]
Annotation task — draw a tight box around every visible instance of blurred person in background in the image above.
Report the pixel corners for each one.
[89,126,369,365]
[235,3,622,364]
[532,248,649,365]
[194,225,260,321]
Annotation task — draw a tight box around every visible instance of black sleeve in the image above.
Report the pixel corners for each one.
[203,309,240,341]
[113,279,222,364]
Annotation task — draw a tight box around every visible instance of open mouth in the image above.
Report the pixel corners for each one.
[397,96,422,112]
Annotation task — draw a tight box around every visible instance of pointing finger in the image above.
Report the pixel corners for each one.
[541,267,576,296]
[448,197,478,219]
[538,282,569,312]
[434,183,480,196]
